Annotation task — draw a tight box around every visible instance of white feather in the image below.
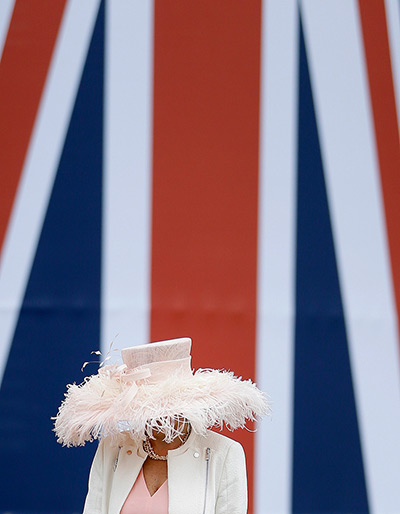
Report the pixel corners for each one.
[53,367,270,447]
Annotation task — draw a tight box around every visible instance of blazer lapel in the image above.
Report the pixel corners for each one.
[168,442,208,513]
[108,444,146,514]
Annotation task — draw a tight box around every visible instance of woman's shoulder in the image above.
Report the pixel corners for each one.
[199,430,244,451]
[96,434,140,457]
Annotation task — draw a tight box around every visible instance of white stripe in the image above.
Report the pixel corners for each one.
[102,0,153,356]
[255,1,298,512]
[0,0,14,61]
[385,0,400,133]
[0,0,101,386]
[300,1,400,512]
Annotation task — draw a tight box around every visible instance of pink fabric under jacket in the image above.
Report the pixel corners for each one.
[120,468,168,514]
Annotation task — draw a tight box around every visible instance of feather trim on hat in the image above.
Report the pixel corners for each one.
[53,364,270,447]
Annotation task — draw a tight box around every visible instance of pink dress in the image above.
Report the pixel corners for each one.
[120,468,168,514]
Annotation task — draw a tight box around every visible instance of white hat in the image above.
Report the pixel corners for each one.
[54,337,269,447]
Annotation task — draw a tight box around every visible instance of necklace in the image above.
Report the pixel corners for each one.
[143,427,191,461]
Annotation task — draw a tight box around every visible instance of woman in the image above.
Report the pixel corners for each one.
[54,337,269,513]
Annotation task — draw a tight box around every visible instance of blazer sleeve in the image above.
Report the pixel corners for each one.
[215,441,248,514]
[83,441,104,514]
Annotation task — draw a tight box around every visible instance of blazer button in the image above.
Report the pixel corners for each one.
[127,450,132,455]
[193,451,200,458]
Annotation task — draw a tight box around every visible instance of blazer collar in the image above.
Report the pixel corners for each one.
[109,443,145,514]
[109,429,199,514]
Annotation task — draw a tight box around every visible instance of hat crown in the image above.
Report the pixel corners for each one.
[121,337,192,370]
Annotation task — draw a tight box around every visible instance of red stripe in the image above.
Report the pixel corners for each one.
[0,0,66,255]
[151,1,262,511]
[358,1,400,350]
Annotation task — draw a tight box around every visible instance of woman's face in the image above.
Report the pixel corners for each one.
[151,416,190,440]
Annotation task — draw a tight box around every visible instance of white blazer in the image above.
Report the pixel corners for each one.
[83,429,248,514]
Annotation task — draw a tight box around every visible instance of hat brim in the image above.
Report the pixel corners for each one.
[53,367,270,447]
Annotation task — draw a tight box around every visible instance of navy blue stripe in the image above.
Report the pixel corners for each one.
[292,16,369,514]
[0,1,104,511]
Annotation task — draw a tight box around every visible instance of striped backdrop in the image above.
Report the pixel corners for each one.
[1,1,400,513]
